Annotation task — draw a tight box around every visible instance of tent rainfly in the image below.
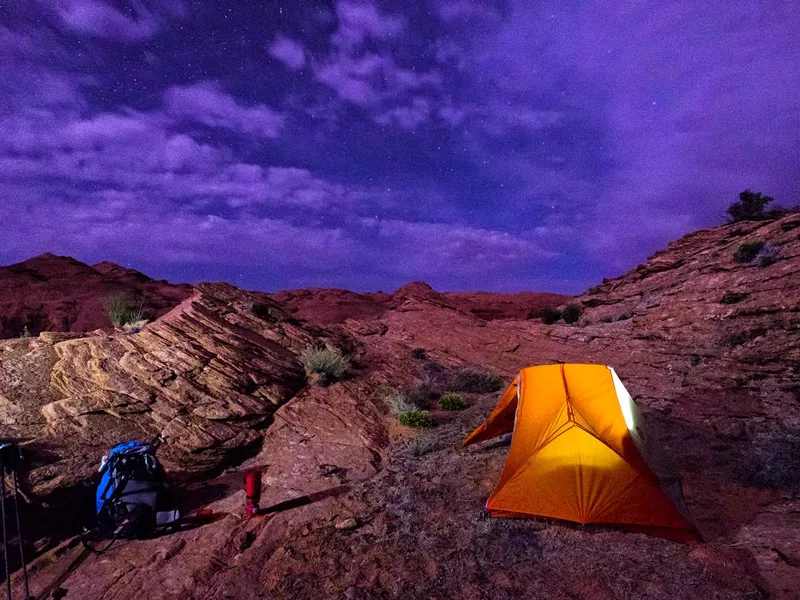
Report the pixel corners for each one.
[463,363,700,541]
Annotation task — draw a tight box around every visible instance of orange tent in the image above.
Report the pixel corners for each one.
[464,364,700,541]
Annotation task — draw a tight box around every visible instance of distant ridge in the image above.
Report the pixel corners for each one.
[0,253,192,338]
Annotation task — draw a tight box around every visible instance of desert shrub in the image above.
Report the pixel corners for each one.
[727,189,773,222]
[385,388,416,415]
[251,302,273,320]
[450,368,503,393]
[397,409,434,428]
[733,241,764,263]
[724,331,751,347]
[384,380,430,413]
[616,312,632,321]
[585,284,603,295]
[300,345,350,384]
[751,438,800,491]
[404,435,438,456]
[410,347,427,360]
[756,243,778,267]
[561,303,583,324]
[420,361,446,393]
[406,380,431,406]
[720,291,749,304]
[599,315,613,323]
[103,293,144,328]
[733,434,800,492]
[540,307,561,324]
[438,392,466,411]
[689,354,701,366]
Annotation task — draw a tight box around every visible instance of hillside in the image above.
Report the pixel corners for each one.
[0,253,192,338]
[1,213,799,599]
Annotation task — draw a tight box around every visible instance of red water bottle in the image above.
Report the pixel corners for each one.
[245,469,261,516]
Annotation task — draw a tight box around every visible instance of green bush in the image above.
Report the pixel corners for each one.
[438,392,466,411]
[300,345,351,384]
[450,369,503,393]
[561,303,583,324]
[720,291,749,304]
[540,307,561,324]
[397,409,434,428]
[727,189,773,222]
[103,293,144,328]
[734,241,764,263]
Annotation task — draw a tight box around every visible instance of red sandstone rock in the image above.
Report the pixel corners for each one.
[2,213,800,599]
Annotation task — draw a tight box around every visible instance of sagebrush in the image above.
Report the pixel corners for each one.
[404,436,438,456]
[103,293,144,328]
[300,345,350,384]
[385,387,419,415]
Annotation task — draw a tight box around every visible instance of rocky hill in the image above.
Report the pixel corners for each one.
[266,283,568,325]
[1,213,799,599]
[0,253,192,338]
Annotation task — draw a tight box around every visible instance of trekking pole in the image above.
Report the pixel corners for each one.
[0,450,11,600]
[11,464,30,599]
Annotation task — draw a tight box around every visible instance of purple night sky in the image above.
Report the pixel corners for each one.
[1,1,799,293]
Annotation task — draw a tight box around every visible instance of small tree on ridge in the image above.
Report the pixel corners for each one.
[727,189,773,222]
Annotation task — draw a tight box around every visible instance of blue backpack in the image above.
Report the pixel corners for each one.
[95,440,180,539]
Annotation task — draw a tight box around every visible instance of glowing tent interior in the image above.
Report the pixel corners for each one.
[464,363,700,541]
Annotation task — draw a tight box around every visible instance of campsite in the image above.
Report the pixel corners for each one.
[2,1,800,598]
[0,211,798,598]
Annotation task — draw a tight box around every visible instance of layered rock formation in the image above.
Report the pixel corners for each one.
[1,283,316,496]
[1,213,798,599]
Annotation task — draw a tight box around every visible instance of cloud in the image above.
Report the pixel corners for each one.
[312,0,441,128]
[164,81,285,138]
[315,53,440,108]
[375,98,431,130]
[3,0,800,293]
[269,36,306,70]
[55,0,159,42]
[436,1,503,24]
[333,1,404,49]
[375,219,556,277]
[3,194,357,271]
